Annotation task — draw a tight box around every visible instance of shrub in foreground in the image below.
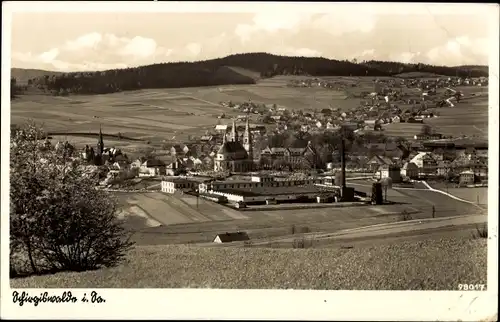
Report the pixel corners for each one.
[399,210,413,222]
[472,224,488,239]
[10,122,134,276]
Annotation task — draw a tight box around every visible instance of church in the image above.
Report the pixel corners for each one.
[214,117,254,172]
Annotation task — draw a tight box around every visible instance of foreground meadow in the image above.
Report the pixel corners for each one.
[11,237,486,290]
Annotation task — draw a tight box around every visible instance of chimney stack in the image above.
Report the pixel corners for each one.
[340,137,346,188]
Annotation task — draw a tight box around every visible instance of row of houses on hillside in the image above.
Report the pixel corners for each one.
[369,149,487,183]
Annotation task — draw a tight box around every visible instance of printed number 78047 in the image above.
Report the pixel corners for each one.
[458,284,486,291]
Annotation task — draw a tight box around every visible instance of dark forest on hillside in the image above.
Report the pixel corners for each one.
[16,53,489,96]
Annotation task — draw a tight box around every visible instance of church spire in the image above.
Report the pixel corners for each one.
[231,119,238,142]
[243,114,253,160]
[97,125,104,155]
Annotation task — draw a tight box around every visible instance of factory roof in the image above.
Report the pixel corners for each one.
[217,184,328,197]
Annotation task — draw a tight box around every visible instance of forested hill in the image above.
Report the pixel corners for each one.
[361,60,488,78]
[15,53,489,96]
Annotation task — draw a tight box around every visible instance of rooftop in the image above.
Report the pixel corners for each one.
[214,232,250,243]
[217,184,328,197]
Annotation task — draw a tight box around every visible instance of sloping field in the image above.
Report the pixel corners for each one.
[347,181,485,217]
[126,199,413,245]
[11,237,487,289]
[117,192,249,228]
[445,187,488,205]
[382,123,426,139]
[425,100,488,138]
[382,94,488,139]
[12,78,488,148]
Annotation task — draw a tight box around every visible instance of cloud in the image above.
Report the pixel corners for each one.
[12,32,172,71]
[235,10,377,44]
[425,36,489,66]
[235,12,311,43]
[186,43,202,57]
[311,11,376,36]
[390,51,422,64]
[352,49,376,60]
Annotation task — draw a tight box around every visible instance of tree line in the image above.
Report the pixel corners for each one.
[18,53,488,97]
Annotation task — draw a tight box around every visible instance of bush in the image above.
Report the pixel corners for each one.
[292,238,314,249]
[292,239,305,249]
[10,122,134,275]
[472,224,488,239]
[399,210,413,221]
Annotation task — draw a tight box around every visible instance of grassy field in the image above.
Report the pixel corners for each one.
[11,77,489,152]
[11,78,350,151]
[10,237,487,289]
[444,187,488,205]
[382,86,488,139]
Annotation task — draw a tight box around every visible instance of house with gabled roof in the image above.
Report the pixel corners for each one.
[213,231,250,243]
[409,152,437,176]
[401,162,419,179]
[139,159,166,177]
[437,160,452,177]
[170,144,184,156]
[367,155,393,172]
[200,135,214,142]
[215,124,228,132]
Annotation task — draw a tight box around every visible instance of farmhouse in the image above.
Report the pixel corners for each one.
[367,155,393,172]
[377,164,401,183]
[436,161,452,177]
[401,162,419,179]
[170,144,184,156]
[213,232,250,243]
[215,124,228,132]
[409,152,437,176]
[459,170,475,185]
[200,135,214,143]
[139,159,166,177]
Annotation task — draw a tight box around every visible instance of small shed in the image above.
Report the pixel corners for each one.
[459,170,475,185]
[213,232,250,243]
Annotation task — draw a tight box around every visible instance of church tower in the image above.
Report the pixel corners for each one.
[97,125,104,155]
[231,119,238,142]
[243,115,253,160]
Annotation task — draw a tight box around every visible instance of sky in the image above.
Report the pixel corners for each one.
[7,2,495,72]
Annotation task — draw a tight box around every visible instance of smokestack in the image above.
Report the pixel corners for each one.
[340,137,346,188]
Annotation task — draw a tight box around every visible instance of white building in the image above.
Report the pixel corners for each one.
[161,177,197,194]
